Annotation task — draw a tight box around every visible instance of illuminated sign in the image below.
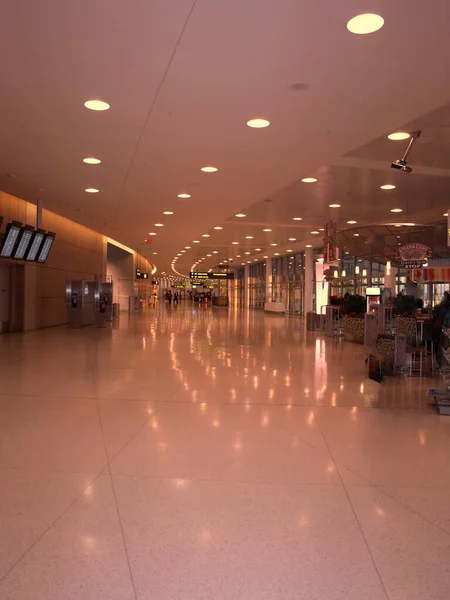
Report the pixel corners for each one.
[136,269,149,279]
[189,271,234,280]
[36,233,55,264]
[13,227,34,260]
[0,222,22,258]
[396,243,431,270]
[25,229,45,261]
[366,287,381,296]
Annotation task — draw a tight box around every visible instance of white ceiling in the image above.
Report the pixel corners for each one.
[0,0,450,276]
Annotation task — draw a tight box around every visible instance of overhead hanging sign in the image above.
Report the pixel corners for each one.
[189,272,234,280]
[323,220,338,264]
[396,243,431,269]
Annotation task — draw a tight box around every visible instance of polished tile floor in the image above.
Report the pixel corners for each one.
[1,305,450,599]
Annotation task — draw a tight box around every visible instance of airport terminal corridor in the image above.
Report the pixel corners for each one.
[1,306,450,599]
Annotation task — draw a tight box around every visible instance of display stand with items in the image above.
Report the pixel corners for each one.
[325,306,342,337]
[428,326,450,415]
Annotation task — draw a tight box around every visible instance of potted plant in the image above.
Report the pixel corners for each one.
[342,294,366,343]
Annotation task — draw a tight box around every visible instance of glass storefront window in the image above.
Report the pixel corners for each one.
[271,252,305,315]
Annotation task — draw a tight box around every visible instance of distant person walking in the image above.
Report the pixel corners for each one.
[165,290,173,305]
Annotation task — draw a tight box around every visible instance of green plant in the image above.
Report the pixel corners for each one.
[343,294,366,316]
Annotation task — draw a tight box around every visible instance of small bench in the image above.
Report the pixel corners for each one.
[264,302,286,314]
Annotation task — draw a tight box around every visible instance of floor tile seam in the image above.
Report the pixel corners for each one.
[108,472,345,487]
[0,466,108,584]
[310,409,391,600]
[0,466,101,476]
[268,416,334,460]
[96,401,166,473]
[374,486,450,539]
[147,399,314,407]
[324,461,450,537]
[95,400,138,600]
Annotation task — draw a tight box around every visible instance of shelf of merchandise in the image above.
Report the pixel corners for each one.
[428,326,450,414]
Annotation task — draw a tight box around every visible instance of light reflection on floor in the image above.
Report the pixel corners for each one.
[0,305,449,600]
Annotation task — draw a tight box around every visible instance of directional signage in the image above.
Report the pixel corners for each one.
[189,271,234,280]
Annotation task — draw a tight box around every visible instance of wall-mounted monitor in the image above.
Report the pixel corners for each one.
[24,229,46,262]
[0,221,22,258]
[12,226,35,260]
[36,232,56,264]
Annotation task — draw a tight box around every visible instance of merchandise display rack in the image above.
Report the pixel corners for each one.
[428,326,450,415]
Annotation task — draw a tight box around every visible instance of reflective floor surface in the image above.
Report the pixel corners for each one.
[1,305,450,599]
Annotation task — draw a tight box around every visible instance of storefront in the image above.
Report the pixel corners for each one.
[248,262,266,309]
[271,253,305,315]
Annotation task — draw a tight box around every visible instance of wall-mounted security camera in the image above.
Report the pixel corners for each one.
[390,130,421,173]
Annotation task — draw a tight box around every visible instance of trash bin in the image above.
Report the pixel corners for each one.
[306,311,317,331]
[113,303,120,317]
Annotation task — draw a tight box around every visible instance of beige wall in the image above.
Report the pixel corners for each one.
[0,191,154,330]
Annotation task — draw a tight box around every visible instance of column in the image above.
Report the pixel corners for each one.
[265,257,272,307]
[244,264,250,308]
[304,246,314,314]
[384,264,396,296]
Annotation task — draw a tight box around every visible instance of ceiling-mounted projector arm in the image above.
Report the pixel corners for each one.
[401,130,422,162]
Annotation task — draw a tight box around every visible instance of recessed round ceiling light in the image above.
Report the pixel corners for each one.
[83,157,101,165]
[193,240,200,243]
[391,208,403,213]
[311,231,320,235]
[329,204,341,208]
[263,228,272,232]
[287,249,293,253]
[85,188,99,193]
[214,226,223,230]
[347,220,357,224]
[201,166,218,173]
[163,211,174,215]
[148,232,157,236]
[180,250,186,253]
[235,213,246,218]
[388,132,410,141]
[274,253,280,256]
[232,241,239,245]
[237,254,241,257]
[301,177,317,183]
[444,213,448,217]
[177,253,182,256]
[244,252,251,255]
[202,234,210,238]
[247,118,270,128]
[213,251,219,254]
[177,193,191,199]
[255,248,261,251]
[245,236,253,239]
[288,237,296,242]
[263,255,269,258]
[185,246,191,249]
[380,184,396,190]
[271,243,277,247]
[207,254,212,257]
[346,13,384,35]
[293,217,303,221]
[305,244,312,248]
[353,233,360,237]
[84,99,110,111]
